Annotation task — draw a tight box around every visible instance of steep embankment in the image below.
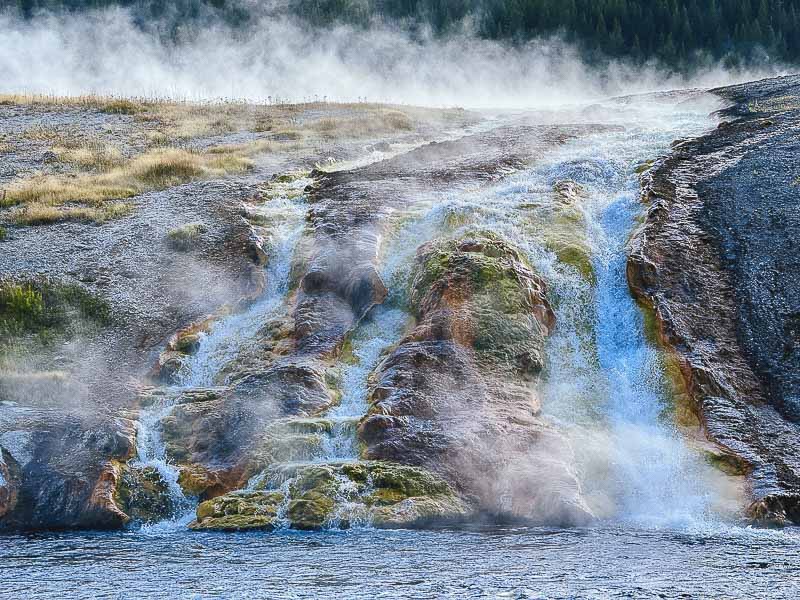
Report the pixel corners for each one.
[629,74,800,525]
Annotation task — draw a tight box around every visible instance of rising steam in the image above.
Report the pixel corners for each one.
[0,8,789,107]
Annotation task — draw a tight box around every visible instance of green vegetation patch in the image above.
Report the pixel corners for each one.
[0,279,112,346]
[191,461,467,531]
[167,222,208,250]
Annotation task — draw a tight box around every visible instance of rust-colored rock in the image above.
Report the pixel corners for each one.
[359,232,593,526]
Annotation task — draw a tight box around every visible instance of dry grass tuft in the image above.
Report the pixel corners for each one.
[101,99,144,115]
[309,110,414,138]
[2,148,253,223]
[13,203,134,225]
[53,142,124,170]
[21,126,124,169]
[167,222,208,250]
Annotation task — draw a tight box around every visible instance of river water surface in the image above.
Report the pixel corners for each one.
[2,526,799,598]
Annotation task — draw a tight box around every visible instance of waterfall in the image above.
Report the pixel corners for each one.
[132,97,730,531]
[481,98,726,528]
[129,188,308,528]
[375,97,726,528]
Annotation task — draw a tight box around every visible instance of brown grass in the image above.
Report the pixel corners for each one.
[2,148,253,223]
[1,93,432,145]
[13,203,134,225]
[0,93,474,226]
[5,148,253,206]
[308,110,413,138]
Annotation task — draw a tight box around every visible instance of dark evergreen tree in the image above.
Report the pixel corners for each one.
[2,0,799,66]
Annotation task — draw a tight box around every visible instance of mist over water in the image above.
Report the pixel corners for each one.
[0,8,788,107]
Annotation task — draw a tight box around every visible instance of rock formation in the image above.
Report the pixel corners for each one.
[628,75,800,526]
[359,232,593,526]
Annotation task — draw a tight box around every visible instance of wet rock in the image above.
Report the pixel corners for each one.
[0,408,137,530]
[543,180,594,281]
[191,490,285,531]
[0,449,19,519]
[190,461,467,531]
[360,232,593,526]
[116,465,174,525]
[746,494,800,528]
[152,388,254,491]
[152,350,185,383]
[627,75,800,523]
[231,359,336,416]
[408,232,554,375]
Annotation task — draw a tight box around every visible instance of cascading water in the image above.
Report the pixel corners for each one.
[130,188,308,527]
[451,96,729,528]
[318,305,408,461]
[177,193,308,388]
[131,397,195,527]
[132,96,730,532]
[313,197,455,466]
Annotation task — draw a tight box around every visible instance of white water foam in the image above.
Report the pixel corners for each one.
[131,396,194,525]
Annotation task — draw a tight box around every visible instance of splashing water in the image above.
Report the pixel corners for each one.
[131,397,194,525]
[318,306,408,461]
[460,96,728,528]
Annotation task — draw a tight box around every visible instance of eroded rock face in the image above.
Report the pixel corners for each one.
[627,75,800,525]
[359,232,593,526]
[0,406,136,530]
[0,449,18,519]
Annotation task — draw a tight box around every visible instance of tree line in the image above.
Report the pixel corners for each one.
[5,0,800,66]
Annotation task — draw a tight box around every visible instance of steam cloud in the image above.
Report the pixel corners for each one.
[0,8,789,107]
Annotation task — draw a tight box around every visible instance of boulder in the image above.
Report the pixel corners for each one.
[0,409,137,530]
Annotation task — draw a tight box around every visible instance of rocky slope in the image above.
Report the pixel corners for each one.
[0,98,477,529]
[628,74,800,526]
[4,79,800,532]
